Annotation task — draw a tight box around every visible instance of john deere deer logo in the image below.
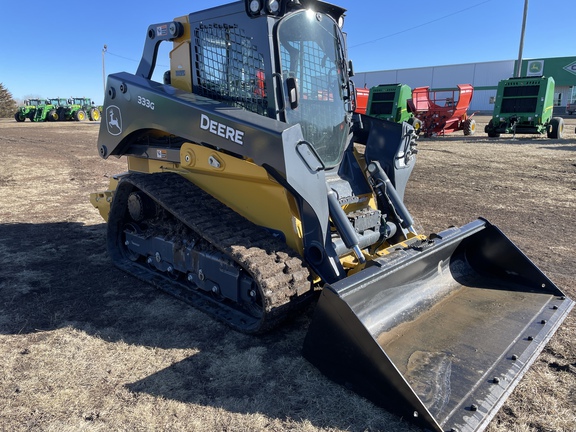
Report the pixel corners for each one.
[106,106,122,136]
[527,60,544,76]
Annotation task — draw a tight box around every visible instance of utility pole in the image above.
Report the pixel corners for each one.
[102,45,108,94]
[515,0,529,77]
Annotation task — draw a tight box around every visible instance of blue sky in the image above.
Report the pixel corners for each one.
[1,0,571,104]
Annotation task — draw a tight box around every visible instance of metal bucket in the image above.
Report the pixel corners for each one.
[303,219,573,432]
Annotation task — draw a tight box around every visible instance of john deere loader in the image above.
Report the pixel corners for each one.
[90,1,573,431]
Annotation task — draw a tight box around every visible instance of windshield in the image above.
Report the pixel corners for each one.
[277,10,350,169]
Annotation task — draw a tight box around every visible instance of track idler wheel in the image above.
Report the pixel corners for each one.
[127,191,158,222]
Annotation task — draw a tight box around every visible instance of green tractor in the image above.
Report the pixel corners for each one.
[30,98,67,122]
[366,84,422,133]
[14,99,42,122]
[47,98,68,121]
[66,97,101,121]
[31,99,52,122]
[485,76,563,138]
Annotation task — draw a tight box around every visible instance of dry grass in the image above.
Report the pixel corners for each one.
[0,117,575,432]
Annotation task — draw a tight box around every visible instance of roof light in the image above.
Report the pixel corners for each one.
[248,0,262,15]
[267,0,280,14]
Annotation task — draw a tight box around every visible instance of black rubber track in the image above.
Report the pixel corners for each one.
[106,172,314,333]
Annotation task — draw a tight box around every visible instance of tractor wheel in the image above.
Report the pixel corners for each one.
[547,117,564,139]
[48,109,59,122]
[462,119,476,136]
[14,112,25,122]
[89,108,101,121]
[75,110,87,121]
[485,120,500,138]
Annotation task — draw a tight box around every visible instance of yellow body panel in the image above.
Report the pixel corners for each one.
[169,16,192,93]
[113,143,304,255]
[89,176,120,222]
[177,144,304,254]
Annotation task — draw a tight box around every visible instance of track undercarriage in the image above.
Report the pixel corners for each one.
[107,172,314,333]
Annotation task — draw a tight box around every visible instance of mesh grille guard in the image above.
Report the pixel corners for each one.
[194,24,268,115]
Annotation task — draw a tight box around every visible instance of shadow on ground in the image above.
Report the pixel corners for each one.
[0,221,416,432]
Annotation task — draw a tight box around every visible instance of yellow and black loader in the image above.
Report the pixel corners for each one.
[91,1,573,431]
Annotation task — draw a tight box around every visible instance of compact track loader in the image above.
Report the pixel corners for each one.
[91,1,573,431]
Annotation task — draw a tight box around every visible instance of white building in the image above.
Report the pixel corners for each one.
[355,56,576,112]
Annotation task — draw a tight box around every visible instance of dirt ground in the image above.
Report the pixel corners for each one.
[0,116,575,432]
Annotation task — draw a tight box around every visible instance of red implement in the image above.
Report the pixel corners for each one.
[408,84,476,137]
[355,87,370,114]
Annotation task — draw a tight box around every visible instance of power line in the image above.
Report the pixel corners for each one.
[106,51,138,63]
[106,50,169,68]
[349,0,494,48]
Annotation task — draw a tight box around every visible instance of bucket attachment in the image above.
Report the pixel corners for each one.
[303,219,573,432]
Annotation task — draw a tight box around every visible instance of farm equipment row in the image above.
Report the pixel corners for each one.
[358,75,566,139]
[357,83,476,137]
[14,97,101,122]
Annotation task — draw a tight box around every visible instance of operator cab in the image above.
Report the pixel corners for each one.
[191,0,353,169]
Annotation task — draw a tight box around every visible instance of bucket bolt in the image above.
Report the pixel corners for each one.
[470,404,478,411]
[492,377,501,384]
[511,354,518,361]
